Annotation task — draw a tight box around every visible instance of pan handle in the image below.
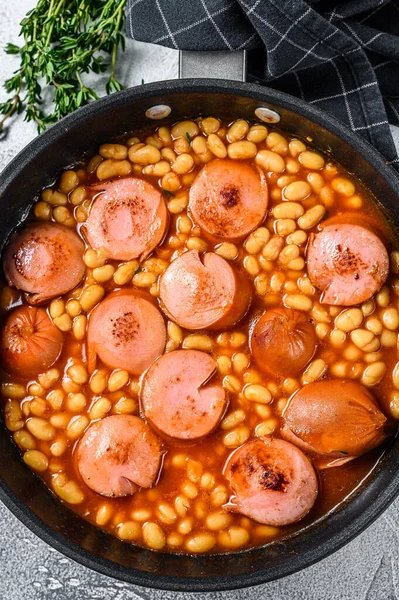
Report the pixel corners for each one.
[179,50,247,82]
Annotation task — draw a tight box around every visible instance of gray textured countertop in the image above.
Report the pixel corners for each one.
[1,2,399,598]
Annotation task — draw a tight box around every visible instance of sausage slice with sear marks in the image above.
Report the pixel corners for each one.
[76,415,163,497]
[188,159,268,242]
[307,220,389,306]
[224,437,318,526]
[87,289,166,375]
[159,250,251,330]
[84,177,168,261]
[140,349,228,440]
[3,222,85,304]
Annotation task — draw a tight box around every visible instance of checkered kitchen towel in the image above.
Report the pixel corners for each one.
[127,0,399,170]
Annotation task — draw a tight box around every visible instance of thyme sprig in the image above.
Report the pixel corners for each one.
[0,0,127,134]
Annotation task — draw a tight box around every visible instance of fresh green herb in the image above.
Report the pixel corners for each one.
[339,451,349,455]
[162,189,175,198]
[185,131,192,144]
[135,267,142,275]
[0,0,127,134]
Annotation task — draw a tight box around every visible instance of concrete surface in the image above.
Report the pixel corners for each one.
[0,1,398,599]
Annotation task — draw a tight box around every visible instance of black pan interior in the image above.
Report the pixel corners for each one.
[0,79,399,592]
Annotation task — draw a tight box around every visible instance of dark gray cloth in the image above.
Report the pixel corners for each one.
[127,0,399,169]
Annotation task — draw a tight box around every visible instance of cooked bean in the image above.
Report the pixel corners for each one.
[262,236,285,261]
[14,430,36,450]
[221,409,246,430]
[392,362,399,389]
[207,133,227,158]
[117,521,141,541]
[219,527,250,549]
[266,132,288,155]
[361,362,387,387]
[284,181,311,201]
[256,150,285,173]
[52,475,84,504]
[331,176,355,196]
[299,151,325,170]
[222,374,242,394]
[302,359,327,384]
[297,204,326,229]
[223,424,250,448]
[201,117,220,135]
[335,308,363,332]
[227,120,249,142]
[27,418,55,441]
[34,200,52,221]
[97,159,131,180]
[255,418,278,437]
[351,329,376,350]
[244,384,272,404]
[89,397,112,420]
[99,144,128,160]
[215,242,238,260]
[247,124,268,143]
[182,334,213,352]
[283,294,312,311]
[273,202,304,220]
[289,139,306,157]
[171,120,199,140]
[92,265,115,283]
[376,286,390,308]
[172,153,194,175]
[390,394,399,419]
[67,415,89,440]
[23,450,49,472]
[50,436,68,457]
[206,511,232,531]
[185,533,215,553]
[227,140,257,160]
[275,219,296,237]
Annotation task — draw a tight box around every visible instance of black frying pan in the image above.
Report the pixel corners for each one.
[0,63,399,592]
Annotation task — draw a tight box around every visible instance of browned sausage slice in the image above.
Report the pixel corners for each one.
[188,159,268,242]
[307,221,389,306]
[84,177,168,260]
[140,350,227,440]
[224,438,318,526]
[250,308,317,377]
[3,223,85,304]
[76,415,163,497]
[1,306,64,377]
[281,379,387,468]
[159,250,251,330]
[87,290,166,375]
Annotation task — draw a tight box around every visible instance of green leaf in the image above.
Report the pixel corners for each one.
[162,189,175,198]
[185,132,192,144]
[5,43,20,55]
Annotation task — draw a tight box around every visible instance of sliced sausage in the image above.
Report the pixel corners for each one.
[188,159,268,242]
[76,415,163,497]
[3,223,85,304]
[84,177,168,261]
[307,220,389,306]
[281,379,387,468]
[140,349,228,440]
[224,438,318,526]
[87,290,166,375]
[159,250,251,330]
[250,308,317,377]
[1,306,64,377]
